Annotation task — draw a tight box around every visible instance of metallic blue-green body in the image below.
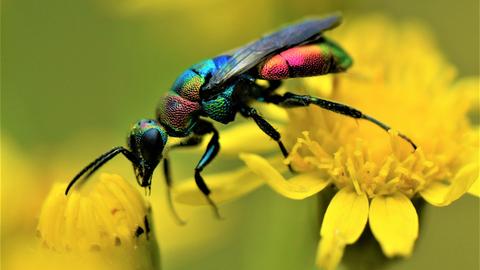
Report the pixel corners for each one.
[156,16,351,139]
[157,55,256,137]
[201,83,237,124]
[68,16,365,222]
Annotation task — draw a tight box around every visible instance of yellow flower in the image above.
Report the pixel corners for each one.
[174,16,479,269]
[35,173,159,270]
[2,135,240,270]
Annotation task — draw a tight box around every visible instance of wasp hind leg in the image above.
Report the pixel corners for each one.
[264,92,417,150]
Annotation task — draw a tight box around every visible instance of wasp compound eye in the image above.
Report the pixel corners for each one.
[128,119,168,159]
[140,128,165,162]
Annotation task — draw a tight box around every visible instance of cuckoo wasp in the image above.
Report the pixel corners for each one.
[65,14,416,223]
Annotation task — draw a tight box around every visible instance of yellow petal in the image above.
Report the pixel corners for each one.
[316,233,346,270]
[420,163,479,206]
[203,122,280,155]
[254,102,289,124]
[369,193,418,257]
[239,153,330,200]
[320,188,369,243]
[304,74,334,97]
[316,188,368,270]
[467,176,480,197]
[173,167,263,205]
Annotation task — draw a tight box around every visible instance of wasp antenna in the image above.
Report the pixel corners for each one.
[65,146,128,195]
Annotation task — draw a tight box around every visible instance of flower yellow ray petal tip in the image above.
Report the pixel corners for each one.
[369,193,418,258]
[421,162,480,206]
[320,188,369,244]
[316,233,346,270]
[467,177,480,197]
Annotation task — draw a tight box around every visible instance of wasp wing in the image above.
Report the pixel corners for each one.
[203,14,342,91]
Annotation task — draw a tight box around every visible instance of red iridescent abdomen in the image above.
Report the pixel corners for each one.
[257,40,352,80]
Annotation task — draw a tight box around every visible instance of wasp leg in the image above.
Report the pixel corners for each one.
[162,158,186,225]
[264,92,417,150]
[239,105,291,163]
[191,120,222,219]
[163,135,204,225]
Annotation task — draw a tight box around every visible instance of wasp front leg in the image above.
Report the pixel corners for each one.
[164,138,199,225]
[163,133,220,225]
[162,157,187,225]
[189,120,222,219]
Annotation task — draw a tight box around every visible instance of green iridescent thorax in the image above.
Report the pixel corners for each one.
[201,84,237,124]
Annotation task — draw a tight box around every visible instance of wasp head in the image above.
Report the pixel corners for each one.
[127,119,168,188]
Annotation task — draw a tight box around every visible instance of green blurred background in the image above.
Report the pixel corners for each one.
[2,0,479,269]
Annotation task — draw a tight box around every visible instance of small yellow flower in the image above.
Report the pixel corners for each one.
[36,173,160,270]
[174,16,479,269]
[2,135,240,270]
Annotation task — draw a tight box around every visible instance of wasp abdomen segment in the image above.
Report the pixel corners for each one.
[257,38,352,80]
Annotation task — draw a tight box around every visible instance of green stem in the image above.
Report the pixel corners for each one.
[147,210,162,270]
